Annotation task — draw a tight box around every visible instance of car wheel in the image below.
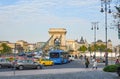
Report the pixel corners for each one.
[36,65,42,69]
[19,65,24,70]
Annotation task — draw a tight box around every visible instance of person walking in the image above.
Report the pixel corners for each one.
[115,58,119,64]
[92,59,98,69]
[85,58,90,68]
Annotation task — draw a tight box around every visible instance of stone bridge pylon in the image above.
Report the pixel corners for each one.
[48,28,67,50]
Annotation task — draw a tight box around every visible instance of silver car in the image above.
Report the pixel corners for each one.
[0,58,12,68]
[13,59,42,70]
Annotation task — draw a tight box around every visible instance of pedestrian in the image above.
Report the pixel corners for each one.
[85,58,90,68]
[115,59,119,64]
[84,55,87,60]
[80,55,83,60]
[92,59,98,69]
[93,55,96,59]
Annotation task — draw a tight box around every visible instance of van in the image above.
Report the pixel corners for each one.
[68,55,75,61]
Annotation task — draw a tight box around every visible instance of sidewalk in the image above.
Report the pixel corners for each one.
[0,68,119,79]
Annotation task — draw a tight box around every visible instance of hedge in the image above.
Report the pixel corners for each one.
[103,64,120,72]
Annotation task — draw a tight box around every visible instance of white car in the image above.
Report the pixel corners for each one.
[68,55,75,61]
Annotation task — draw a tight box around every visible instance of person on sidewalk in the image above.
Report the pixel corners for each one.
[92,59,98,69]
[115,58,119,64]
[85,58,90,68]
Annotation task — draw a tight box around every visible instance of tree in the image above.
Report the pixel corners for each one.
[107,48,112,53]
[0,43,12,55]
[97,44,106,52]
[78,45,87,53]
[89,44,107,52]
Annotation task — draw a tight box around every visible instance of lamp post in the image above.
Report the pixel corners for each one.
[13,43,16,76]
[91,22,99,59]
[100,0,112,66]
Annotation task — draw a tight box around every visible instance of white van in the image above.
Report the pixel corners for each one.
[68,55,75,61]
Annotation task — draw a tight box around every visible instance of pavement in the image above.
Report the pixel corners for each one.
[0,68,119,79]
[0,59,119,79]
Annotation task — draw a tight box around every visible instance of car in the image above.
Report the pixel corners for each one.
[68,55,75,61]
[13,59,42,70]
[26,52,35,57]
[96,58,105,63]
[0,58,12,68]
[36,58,54,66]
[18,52,26,56]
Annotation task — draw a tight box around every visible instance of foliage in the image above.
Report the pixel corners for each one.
[97,44,106,52]
[88,46,91,51]
[89,44,112,53]
[78,45,87,53]
[107,48,112,53]
[6,57,15,62]
[103,64,119,72]
[0,43,12,55]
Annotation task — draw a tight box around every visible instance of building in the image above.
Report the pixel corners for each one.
[36,42,46,50]
[91,39,112,49]
[66,37,89,57]
[16,40,28,52]
[27,43,36,51]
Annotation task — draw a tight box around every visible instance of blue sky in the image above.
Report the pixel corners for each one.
[0,0,119,46]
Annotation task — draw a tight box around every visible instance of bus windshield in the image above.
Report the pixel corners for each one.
[50,53,59,58]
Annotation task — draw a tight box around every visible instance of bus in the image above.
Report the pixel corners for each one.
[49,49,69,64]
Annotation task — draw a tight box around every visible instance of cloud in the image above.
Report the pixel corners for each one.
[0,0,95,27]
[66,0,99,7]
[0,0,118,45]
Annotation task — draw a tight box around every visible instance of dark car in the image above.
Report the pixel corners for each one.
[0,58,12,68]
[13,59,42,70]
[26,52,34,57]
[18,52,26,56]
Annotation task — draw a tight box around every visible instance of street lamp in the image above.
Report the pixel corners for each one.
[100,0,112,66]
[91,22,99,59]
[13,43,16,76]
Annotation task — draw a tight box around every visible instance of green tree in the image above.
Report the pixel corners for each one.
[94,44,106,52]
[0,43,12,55]
[78,45,87,53]
[90,44,97,52]
[107,48,112,53]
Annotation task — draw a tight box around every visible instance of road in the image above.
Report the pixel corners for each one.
[0,59,119,79]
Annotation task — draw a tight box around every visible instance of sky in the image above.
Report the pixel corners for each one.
[0,0,119,46]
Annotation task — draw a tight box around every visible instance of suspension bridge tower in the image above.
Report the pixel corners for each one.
[48,28,67,50]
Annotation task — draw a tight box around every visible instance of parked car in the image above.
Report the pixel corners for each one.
[26,52,34,57]
[18,52,26,56]
[13,59,42,70]
[0,58,12,68]
[36,58,54,66]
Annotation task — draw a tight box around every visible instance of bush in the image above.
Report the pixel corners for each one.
[103,65,118,72]
[6,57,15,62]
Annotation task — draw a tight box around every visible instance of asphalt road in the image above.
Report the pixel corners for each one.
[0,59,119,79]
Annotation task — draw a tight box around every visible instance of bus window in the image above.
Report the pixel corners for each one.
[50,53,59,58]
